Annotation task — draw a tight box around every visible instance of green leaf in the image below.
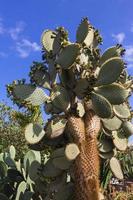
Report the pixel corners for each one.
[56,44,80,69]
[41,30,55,52]
[91,92,113,118]
[25,123,45,144]
[96,57,124,86]
[95,83,129,104]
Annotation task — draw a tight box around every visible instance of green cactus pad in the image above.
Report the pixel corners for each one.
[3,154,16,168]
[47,58,57,84]
[99,150,115,160]
[91,92,113,118]
[118,70,128,84]
[113,103,131,119]
[41,30,55,52]
[23,150,36,175]
[9,145,16,160]
[54,183,74,200]
[56,44,80,69]
[42,158,62,178]
[53,156,71,170]
[100,45,125,65]
[0,194,9,200]
[76,18,94,47]
[102,116,122,131]
[28,160,40,181]
[30,65,51,89]
[109,157,124,180]
[122,121,133,136]
[51,85,70,112]
[46,117,67,138]
[95,83,129,104]
[98,138,114,153]
[53,31,63,55]
[51,147,65,159]
[112,130,128,151]
[96,57,124,86]
[12,84,49,106]
[74,79,89,98]
[60,68,75,89]
[0,161,7,178]
[15,181,27,200]
[23,191,34,200]
[25,123,45,144]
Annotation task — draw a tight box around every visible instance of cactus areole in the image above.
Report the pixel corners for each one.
[7,18,133,200]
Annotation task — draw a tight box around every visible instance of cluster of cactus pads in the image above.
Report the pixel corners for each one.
[6,18,133,199]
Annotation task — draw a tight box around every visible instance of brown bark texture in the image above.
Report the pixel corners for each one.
[68,110,101,200]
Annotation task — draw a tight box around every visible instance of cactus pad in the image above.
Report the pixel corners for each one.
[25,123,45,144]
[91,92,113,118]
[96,57,124,86]
[112,130,128,151]
[56,44,80,69]
[12,84,49,106]
[76,18,94,47]
[109,157,124,180]
[95,83,129,104]
[41,30,55,52]
[102,116,122,131]
[113,103,131,119]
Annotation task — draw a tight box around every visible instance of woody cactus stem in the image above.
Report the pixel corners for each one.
[68,109,101,200]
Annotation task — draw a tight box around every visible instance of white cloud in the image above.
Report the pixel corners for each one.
[16,39,40,58]
[125,45,133,62]
[0,18,40,58]
[112,32,125,43]
[8,21,25,40]
[124,45,133,69]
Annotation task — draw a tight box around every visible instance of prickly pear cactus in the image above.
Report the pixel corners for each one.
[7,17,133,200]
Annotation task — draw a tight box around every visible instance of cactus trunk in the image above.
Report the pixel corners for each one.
[68,110,101,200]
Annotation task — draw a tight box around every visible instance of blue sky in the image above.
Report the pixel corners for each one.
[0,0,133,104]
